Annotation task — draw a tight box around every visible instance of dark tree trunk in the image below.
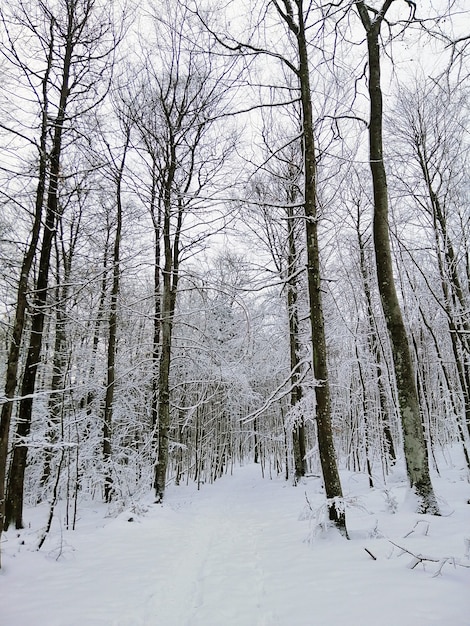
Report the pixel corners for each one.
[154,153,180,502]
[0,28,53,551]
[39,241,74,496]
[273,0,347,534]
[286,195,307,480]
[5,178,62,529]
[150,158,162,432]
[102,129,129,503]
[355,205,396,469]
[4,22,73,526]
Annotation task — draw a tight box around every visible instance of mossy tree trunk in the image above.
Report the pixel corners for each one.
[355,0,439,514]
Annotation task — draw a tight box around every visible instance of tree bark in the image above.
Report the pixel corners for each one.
[0,16,53,551]
[356,0,439,514]
[277,0,347,534]
[102,128,129,503]
[4,19,73,527]
[286,186,307,480]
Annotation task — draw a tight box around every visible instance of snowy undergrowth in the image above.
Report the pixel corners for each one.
[1,451,469,626]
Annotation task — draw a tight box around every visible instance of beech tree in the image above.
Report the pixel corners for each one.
[355,0,440,514]
[263,0,347,533]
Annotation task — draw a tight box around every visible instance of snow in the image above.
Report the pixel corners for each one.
[2,457,470,626]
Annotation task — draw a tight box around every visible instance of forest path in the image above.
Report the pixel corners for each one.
[3,461,469,625]
[142,464,305,626]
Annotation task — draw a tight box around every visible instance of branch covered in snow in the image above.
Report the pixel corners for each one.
[388,540,470,577]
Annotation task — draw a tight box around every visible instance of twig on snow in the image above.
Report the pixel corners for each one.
[403,520,429,538]
[388,540,470,576]
[364,547,377,560]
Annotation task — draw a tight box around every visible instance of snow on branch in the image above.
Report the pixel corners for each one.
[388,539,470,577]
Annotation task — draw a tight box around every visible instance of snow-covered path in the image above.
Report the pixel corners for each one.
[2,463,469,625]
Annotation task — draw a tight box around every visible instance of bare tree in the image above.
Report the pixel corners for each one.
[193,0,348,533]
[390,78,470,438]
[269,0,347,533]
[355,0,439,514]
[99,121,131,503]
[245,137,309,481]
[124,3,238,502]
[2,0,121,533]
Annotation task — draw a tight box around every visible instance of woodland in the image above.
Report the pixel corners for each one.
[0,0,469,566]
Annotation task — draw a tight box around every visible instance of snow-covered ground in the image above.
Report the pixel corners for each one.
[2,453,469,626]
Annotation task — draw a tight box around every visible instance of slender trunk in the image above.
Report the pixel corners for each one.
[5,191,60,529]
[295,1,346,534]
[254,417,260,464]
[150,160,162,431]
[356,0,439,513]
[39,248,72,496]
[103,130,129,503]
[4,22,74,527]
[0,31,53,553]
[83,234,111,413]
[286,197,307,479]
[356,208,396,467]
[154,155,181,502]
[355,342,374,487]
[154,266,172,501]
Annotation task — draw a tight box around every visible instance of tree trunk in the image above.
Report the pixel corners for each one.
[0,26,53,554]
[39,241,74,497]
[102,129,129,503]
[355,204,396,469]
[356,0,439,514]
[4,28,73,524]
[154,159,180,502]
[294,0,347,534]
[286,193,307,480]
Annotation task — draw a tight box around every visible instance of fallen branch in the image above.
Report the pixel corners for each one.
[403,520,429,538]
[389,540,470,576]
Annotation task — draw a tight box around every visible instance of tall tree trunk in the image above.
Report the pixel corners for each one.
[286,191,307,480]
[4,19,75,528]
[150,159,162,431]
[154,164,181,502]
[102,130,129,503]
[277,0,347,534]
[83,231,111,412]
[355,204,396,468]
[356,0,439,514]
[0,27,53,557]
[39,239,74,496]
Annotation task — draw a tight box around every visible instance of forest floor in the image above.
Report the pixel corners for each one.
[2,451,470,625]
